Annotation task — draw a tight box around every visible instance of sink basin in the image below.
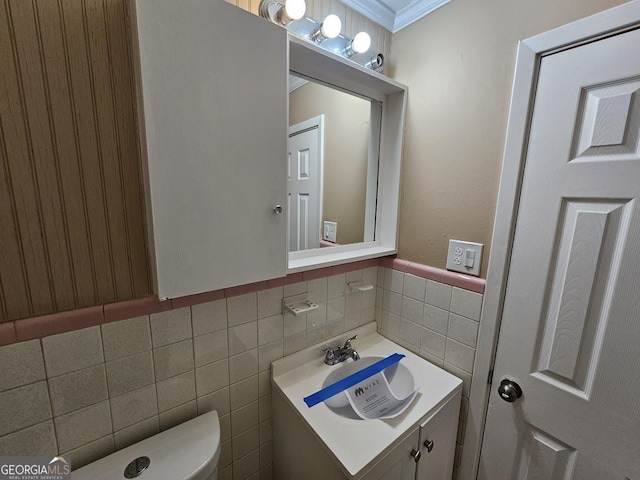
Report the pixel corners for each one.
[321,356,416,418]
[271,322,463,476]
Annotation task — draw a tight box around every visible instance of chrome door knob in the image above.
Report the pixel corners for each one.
[423,439,434,452]
[273,204,283,214]
[498,378,523,403]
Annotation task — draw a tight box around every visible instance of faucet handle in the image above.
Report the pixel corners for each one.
[343,334,357,349]
[321,345,337,362]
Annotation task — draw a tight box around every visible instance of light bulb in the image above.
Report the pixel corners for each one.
[352,32,371,54]
[320,14,341,39]
[284,0,306,21]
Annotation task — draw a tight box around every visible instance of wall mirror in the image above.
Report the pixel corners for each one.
[287,35,407,273]
[288,73,382,252]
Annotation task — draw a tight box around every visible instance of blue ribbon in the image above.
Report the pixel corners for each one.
[303,353,405,408]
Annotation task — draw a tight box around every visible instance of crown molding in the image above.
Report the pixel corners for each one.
[339,0,451,33]
[393,0,450,32]
[339,0,396,31]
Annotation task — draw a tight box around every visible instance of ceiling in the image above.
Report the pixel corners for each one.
[340,0,450,33]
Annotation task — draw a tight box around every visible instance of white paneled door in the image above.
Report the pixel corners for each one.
[479,28,640,479]
[288,116,323,252]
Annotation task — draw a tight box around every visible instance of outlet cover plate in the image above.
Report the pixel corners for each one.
[446,239,483,276]
[323,221,337,243]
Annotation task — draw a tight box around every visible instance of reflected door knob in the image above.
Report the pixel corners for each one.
[498,378,523,403]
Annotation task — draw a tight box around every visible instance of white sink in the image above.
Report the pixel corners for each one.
[271,322,463,477]
[322,356,416,418]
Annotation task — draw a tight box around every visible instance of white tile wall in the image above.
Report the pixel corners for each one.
[375,267,484,480]
[0,264,479,478]
[0,267,378,477]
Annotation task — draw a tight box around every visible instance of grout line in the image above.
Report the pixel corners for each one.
[38,337,60,455]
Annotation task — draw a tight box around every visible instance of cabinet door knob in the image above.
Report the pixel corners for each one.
[410,449,421,463]
[273,204,283,214]
[424,439,434,452]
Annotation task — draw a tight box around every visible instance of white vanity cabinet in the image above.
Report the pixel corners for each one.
[273,391,460,480]
[272,323,462,480]
[364,393,461,480]
[130,0,288,299]
[416,394,459,479]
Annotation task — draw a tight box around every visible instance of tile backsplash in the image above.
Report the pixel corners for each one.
[375,267,483,480]
[0,267,378,480]
[0,262,483,480]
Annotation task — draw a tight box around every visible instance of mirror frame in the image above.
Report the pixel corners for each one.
[287,34,407,273]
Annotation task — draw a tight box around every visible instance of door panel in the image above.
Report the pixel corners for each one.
[516,427,575,480]
[288,118,322,251]
[534,199,629,397]
[480,27,640,480]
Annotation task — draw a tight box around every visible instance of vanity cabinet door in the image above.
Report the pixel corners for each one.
[131,0,288,299]
[415,392,461,480]
[363,427,418,480]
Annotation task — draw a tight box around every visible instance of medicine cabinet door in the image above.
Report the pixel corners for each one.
[132,0,288,298]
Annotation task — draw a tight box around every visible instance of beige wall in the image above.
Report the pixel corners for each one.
[289,81,371,244]
[389,0,630,277]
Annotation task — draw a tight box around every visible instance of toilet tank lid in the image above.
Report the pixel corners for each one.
[72,411,220,480]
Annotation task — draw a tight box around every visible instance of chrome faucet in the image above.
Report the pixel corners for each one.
[322,335,360,366]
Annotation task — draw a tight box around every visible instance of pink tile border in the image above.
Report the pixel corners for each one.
[332,262,360,275]
[0,322,17,346]
[389,258,411,273]
[378,257,395,269]
[15,306,104,342]
[302,267,334,281]
[441,270,485,294]
[225,281,268,298]
[404,262,443,282]
[377,256,485,293]
[357,258,380,270]
[266,273,303,288]
[170,289,225,309]
[104,296,171,323]
[0,256,484,347]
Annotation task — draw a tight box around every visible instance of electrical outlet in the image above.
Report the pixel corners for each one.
[323,221,337,243]
[446,239,483,276]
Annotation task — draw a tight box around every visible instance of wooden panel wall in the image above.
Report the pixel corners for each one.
[0,0,388,323]
[0,0,151,323]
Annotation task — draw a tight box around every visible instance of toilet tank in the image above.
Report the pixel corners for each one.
[72,411,220,480]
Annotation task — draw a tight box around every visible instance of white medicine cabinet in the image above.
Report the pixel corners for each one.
[131,0,407,299]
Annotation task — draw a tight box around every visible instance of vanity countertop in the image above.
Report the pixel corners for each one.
[271,322,463,478]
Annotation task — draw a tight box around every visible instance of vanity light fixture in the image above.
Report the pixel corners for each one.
[345,31,371,57]
[311,14,342,43]
[259,0,381,69]
[259,0,306,26]
[365,53,384,71]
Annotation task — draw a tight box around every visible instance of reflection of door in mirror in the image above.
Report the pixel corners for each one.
[289,75,373,251]
[288,116,323,252]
